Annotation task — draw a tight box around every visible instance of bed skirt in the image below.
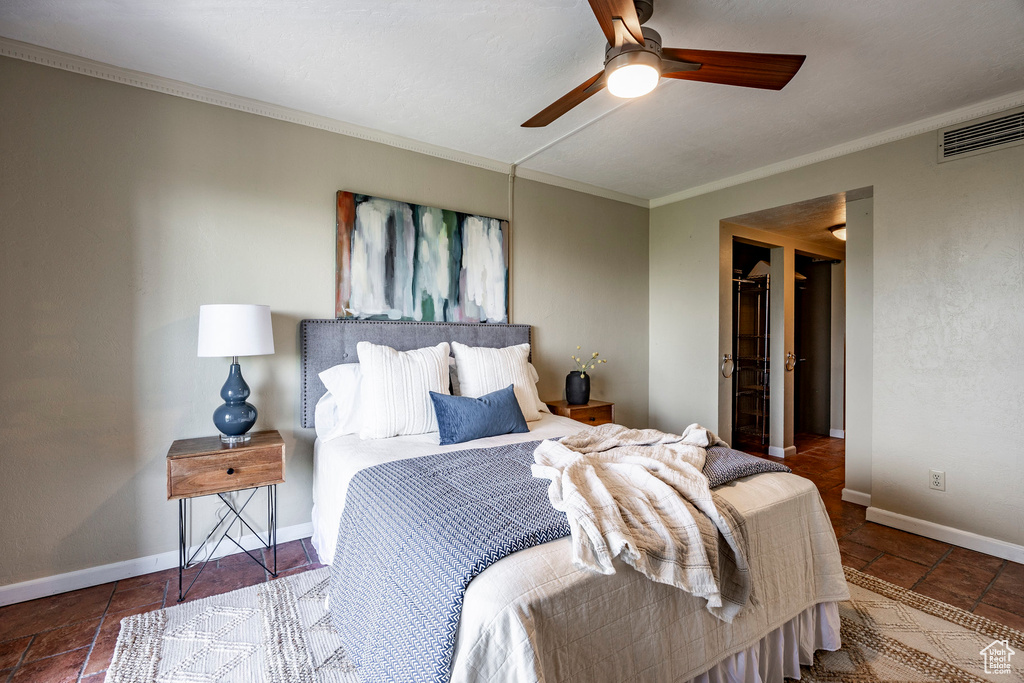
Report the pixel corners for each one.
[687,602,840,683]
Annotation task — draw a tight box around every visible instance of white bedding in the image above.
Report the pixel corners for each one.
[311,413,585,565]
[311,416,849,682]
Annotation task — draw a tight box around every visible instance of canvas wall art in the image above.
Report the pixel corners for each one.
[336,191,509,322]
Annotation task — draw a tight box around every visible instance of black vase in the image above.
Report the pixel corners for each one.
[565,371,591,405]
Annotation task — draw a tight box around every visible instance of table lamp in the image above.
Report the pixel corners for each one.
[197,304,275,443]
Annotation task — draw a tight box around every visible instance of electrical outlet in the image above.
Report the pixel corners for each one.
[929,469,945,491]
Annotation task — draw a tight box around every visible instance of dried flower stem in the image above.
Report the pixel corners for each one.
[570,346,609,377]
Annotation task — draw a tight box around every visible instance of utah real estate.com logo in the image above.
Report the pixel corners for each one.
[980,639,1015,675]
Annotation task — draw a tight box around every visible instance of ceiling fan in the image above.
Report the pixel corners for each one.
[522,0,806,127]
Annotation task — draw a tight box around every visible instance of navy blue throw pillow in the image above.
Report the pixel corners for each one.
[703,445,791,488]
[430,385,529,446]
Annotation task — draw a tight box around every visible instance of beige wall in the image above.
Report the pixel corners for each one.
[651,129,1024,550]
[0,56,649,586]
[511,178,649,423]
[844,198,873,495]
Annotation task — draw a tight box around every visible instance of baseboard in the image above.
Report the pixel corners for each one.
[768,445,797,458]
[829,429,845,439]
[0,521,313,607]
[841,488,871,507]
[865,507,1024,564]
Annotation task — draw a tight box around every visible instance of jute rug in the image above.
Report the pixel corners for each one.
[106,566,1024,682]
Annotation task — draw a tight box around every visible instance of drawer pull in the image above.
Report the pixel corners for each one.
[226,468,235,475]
[588,417,596,421]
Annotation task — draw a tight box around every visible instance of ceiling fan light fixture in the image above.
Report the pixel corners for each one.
[828,224,847,241]
[520,0,807,127]
[605,50,661,98]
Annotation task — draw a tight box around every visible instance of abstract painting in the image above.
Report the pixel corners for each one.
[336,191,509,322]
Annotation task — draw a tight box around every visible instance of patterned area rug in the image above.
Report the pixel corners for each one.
[105,566,1024,682]
[810,568,1024,682]
[108,569,357,683]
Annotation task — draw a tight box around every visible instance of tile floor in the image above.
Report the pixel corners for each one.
[0,539,326,682]
[762,433,1024,632]
[0,435,1021,681]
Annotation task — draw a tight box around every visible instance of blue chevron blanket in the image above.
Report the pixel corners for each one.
[328,440,569,683]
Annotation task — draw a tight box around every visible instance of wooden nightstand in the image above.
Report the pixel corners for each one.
[167,429,285,601]
[545,400,615,426]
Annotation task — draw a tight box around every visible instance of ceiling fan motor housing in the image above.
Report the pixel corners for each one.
[604,26,663,67]
[603,27,663,98]
[604,49,662,85]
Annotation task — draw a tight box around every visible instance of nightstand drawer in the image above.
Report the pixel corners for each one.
[571,404,614,425]
[168,443,284,499]
[544,400,615,426]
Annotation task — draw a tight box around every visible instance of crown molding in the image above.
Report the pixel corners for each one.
[650,87,1024,208]
[0,36,512,175]
[6,36,1023,214]
[0,36,658,206]
[514,167,649,208]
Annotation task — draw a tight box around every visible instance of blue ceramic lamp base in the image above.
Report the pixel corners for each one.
[214,359,258,444]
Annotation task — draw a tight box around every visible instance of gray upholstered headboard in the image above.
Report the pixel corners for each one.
[299,319,532,428]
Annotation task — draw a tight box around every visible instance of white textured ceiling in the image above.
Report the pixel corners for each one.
[2,0,1023,200]
[725,193,847,255]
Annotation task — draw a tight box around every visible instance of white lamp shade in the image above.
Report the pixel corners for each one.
[197,304,275,357]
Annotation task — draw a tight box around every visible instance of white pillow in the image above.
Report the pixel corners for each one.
[357,341,450,439]
[533,362,551,413]
[451,358,548,413]
[314,363,362,441]
[450,342,543,421]
[449,356,460,395]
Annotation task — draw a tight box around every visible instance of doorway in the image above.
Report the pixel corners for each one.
[719,192,849,457]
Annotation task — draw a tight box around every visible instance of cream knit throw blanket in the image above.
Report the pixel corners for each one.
[532,423,752,622]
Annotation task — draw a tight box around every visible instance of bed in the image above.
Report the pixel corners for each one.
[301,319,849,683]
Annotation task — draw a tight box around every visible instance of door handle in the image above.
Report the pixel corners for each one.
[785,352,797,372]
[721,353,734,378]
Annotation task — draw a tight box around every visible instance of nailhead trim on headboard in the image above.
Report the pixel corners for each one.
[299,319,532,429]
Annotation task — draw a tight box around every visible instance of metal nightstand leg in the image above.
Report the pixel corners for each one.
[178,497,186,603]
[177,484,278,602]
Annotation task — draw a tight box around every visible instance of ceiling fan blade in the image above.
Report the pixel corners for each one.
[588,0,645,46]
[660,48,806,90]
[522,72,606,128]
[660,59,701,74]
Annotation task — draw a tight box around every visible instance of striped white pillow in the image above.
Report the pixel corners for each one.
[357,341,450,439]
[451,342,542,421]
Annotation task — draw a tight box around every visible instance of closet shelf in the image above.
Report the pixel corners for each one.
[733,273,771,446]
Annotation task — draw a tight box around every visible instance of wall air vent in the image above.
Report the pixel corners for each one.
[938,106,1024,163]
